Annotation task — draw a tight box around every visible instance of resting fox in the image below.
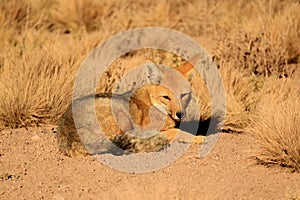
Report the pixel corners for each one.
[57,55,204,156]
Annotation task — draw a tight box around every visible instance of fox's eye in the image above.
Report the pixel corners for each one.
[162,95,171,100]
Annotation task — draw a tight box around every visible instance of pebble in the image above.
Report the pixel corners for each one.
[31,135,41,141]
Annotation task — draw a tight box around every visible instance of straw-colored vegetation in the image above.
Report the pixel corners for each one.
[248,78,300,172]
[0,0,299,171]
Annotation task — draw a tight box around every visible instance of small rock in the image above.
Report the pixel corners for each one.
[31,135,41,141]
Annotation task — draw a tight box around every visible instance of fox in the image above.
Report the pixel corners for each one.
[57,54,204,157]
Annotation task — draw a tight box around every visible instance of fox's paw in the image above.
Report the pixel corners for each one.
[193,135,206,144]
[171,130,206,144]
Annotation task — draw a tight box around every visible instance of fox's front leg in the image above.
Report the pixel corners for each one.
[161,129,205,144]
[161,128,180,141]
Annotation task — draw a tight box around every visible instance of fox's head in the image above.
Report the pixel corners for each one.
[142,84,184,122]
[145,55,199,122]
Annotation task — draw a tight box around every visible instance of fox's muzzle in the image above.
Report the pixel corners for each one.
[175,112,185,120]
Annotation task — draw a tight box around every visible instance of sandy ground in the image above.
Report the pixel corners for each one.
[0,126,299,200]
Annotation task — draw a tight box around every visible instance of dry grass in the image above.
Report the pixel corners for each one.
[0,31,77,129]
[219,62,259,130]
[0,0,299,171]
[214,0,300,77]
[248,77,300,172]
[0,28,108,129]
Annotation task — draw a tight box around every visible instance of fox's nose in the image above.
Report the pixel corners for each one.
[176,112,185,119]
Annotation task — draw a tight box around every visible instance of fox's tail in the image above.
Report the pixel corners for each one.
[111,130,169,153]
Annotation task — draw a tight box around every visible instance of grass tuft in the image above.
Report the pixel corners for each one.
[248,78,300,171]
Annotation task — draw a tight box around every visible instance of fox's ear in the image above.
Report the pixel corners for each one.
[146,62,162,84]
[177,54,201,80]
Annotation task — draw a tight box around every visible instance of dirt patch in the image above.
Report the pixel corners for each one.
[0,127,299,199]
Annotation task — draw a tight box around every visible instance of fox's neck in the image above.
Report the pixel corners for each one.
[129,85,154,127]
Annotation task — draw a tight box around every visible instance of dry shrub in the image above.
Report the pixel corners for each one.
[214,0,300,77]
[175,0,247,37]
[2,0,277,38]
[248,77,300,172]
[48,0,121,33]
[0,0,55,30]
[218,62,259,131]
[0,0,184,35]
[97,58,125,93]
[0,32,75,129]
[0,29,108,129]
[189,71,211,122]
[190,54,262,132]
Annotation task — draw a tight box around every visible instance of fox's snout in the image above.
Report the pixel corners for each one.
[153,101,185,122]
[175,111,185,120]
